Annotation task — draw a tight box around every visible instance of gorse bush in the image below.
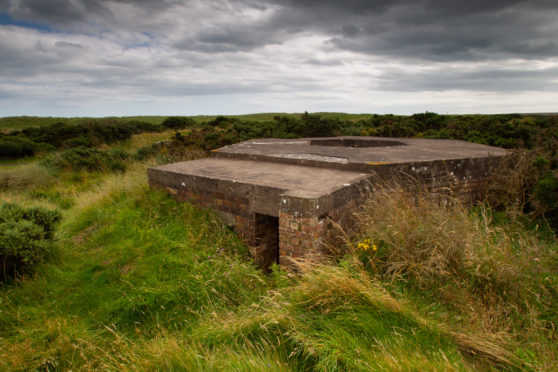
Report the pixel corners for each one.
[161,116,195,129]
[0,120,162,158]
[0,203,61,279]
[0,138,36,158]
[42,146,129,172]
[486,151,558,228]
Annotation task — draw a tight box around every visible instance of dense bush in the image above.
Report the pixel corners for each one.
[161,117,195,129]
[42,147,129,172]
[0,203,61,279]
[353,113,545,149]
[0,120,163,158]
[0,138,36,158]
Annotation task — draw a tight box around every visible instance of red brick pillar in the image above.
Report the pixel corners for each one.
[278,211,325,267]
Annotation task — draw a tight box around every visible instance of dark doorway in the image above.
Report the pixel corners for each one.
[254,213,279,269]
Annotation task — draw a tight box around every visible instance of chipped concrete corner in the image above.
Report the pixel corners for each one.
[148,136,508,269]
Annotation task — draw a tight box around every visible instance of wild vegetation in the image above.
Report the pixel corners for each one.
[0,113,556,371]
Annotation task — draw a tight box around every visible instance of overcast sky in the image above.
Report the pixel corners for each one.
[0,0,557,117]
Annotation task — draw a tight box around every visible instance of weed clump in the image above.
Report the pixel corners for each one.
[0,203,61,279]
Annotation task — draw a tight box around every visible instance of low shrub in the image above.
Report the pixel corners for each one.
[135,144,160,160]
[0,138,35,158]
[485,151,558,228]
[42,147,129,172]
[0,120,163,159]
[64,136,93,148]
[161,116,195,129]
[0,203,61,279]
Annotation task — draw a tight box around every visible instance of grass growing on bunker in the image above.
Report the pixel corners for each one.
[0,115,557,371]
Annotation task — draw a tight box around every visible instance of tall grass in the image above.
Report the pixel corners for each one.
[350,187,557,370]
[0,163,55,192]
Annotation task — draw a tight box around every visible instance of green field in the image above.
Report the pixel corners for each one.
[0,113,382,132]
[1,113,557,371]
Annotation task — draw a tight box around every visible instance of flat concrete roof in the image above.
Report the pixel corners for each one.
[214,137,507,171]
[153,157,367,198]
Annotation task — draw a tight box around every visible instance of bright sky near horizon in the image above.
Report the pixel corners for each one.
[0,0,557,117]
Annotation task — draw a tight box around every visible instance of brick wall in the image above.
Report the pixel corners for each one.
[152,158,502,271]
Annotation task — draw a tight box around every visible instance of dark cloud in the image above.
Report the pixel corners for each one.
[7,0,109,24]
[5,0,180,28]
[266,0,558,61]
[304,58,344,66]
[377,66,558,92]
[6,0,558,61]
[174,24,283,53]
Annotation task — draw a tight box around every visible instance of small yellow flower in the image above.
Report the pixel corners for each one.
[357,241,370,251]
[372,244,378,251]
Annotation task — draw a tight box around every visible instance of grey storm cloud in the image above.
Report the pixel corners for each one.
[265,0,558,61]
[6,0,110,24]
[4,0,558,61]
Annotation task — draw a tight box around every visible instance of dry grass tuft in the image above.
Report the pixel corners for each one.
[353,187,472,283]
[347,185,557,370]
[0,163,55,192]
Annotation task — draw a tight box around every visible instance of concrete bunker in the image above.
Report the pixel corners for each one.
[148,136,508,269]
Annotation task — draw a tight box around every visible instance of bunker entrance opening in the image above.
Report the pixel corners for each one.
[254,213,279,269]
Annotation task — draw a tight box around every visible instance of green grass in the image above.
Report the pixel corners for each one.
[0,116,167,131]
[0,169,472,370]
[0,113,379,131]
[0,118,556,371]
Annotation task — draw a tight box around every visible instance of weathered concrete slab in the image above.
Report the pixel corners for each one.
[152,157,367,196]
[213,136,507,172]
[148,158,369,217]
